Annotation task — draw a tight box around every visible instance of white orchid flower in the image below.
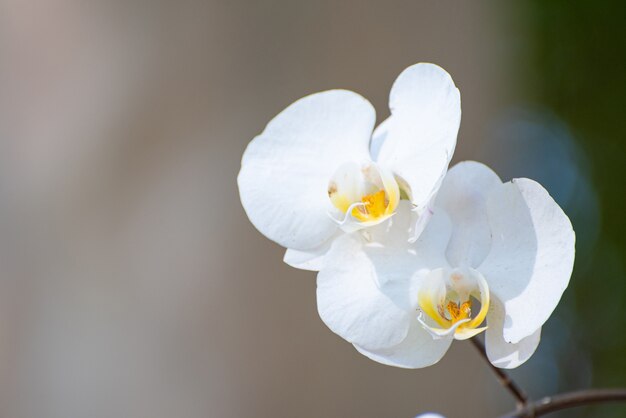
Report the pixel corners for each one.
[238,63,460,270]
[317,161,575,369]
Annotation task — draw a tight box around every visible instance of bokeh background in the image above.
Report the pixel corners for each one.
[0,1,624,417]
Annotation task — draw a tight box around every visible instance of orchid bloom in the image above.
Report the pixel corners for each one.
[317,161,575,369]
[238,63,460,270]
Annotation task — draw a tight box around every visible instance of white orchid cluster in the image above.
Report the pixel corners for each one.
[238,63,575,369]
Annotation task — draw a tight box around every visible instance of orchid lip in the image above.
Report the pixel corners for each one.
[327,161,400,232]
[417,267,490,340]
[326,201,394,234]
[417,313,470,340]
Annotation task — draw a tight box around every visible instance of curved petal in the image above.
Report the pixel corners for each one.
[486,298,541,369]
[316,234,412,351]
[376,63,461,214]
[316,202,451,351]
[435,161,502,268]
[367,201,453,278]
[283,233,338,272]
[479,178,575,343]
[354,321,453,369]
[370,118,389,161]
[417,315,472,340]
[238,90,376,250]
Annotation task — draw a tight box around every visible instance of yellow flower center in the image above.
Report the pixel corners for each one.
[417,268,490,340]
[352,189,388,222]
[327,162,400,225]
[446,300,472,323]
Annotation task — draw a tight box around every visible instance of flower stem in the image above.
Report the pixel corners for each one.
[498,388,626,417]
[469,337,626,417]
[469,338,528,408]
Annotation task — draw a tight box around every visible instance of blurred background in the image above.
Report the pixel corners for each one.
[0,1,624,417]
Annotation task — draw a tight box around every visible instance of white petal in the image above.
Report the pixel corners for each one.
[435,161,502,268]
[354,321,453,369]
[377,63,461,213]
[480,178,575,343]
[238,90,376,250]
[486,298,541,369]
[369,117,389,161]
[283,233,337,271]
[367,201,453,277]
[407,175,440,244]
[316,234,412,350]
[316,202,451,351]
